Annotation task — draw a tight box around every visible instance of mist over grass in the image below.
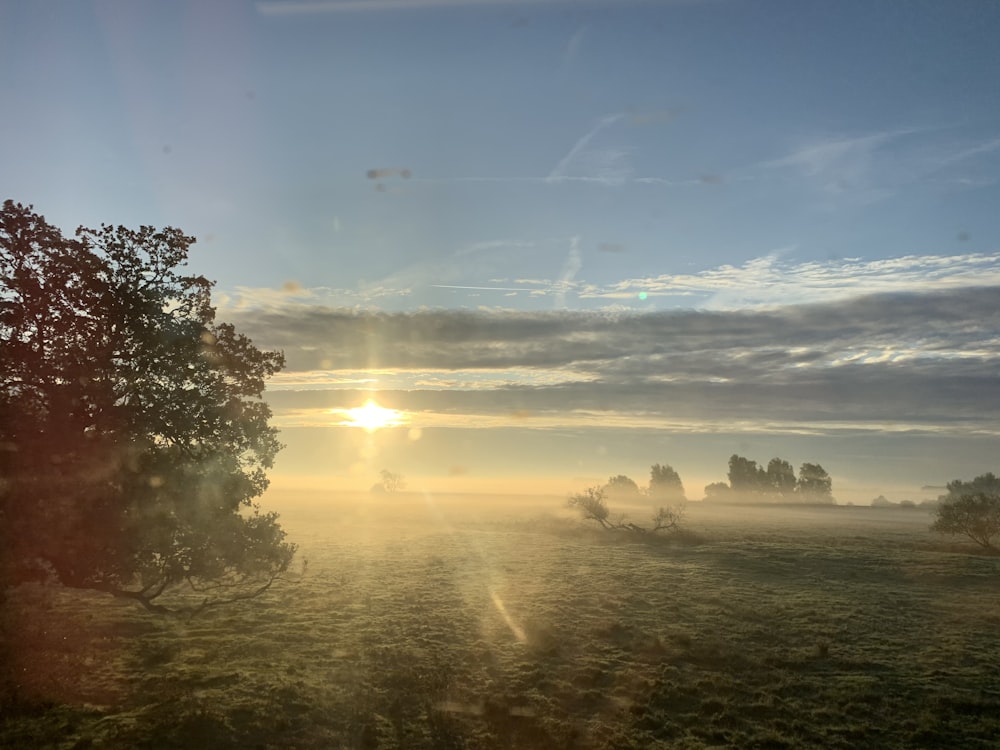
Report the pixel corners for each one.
[4,492,999,748]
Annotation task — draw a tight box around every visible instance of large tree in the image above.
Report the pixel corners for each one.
[0,201,294,614]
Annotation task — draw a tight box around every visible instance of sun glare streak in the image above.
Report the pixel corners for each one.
[337,399,406,431]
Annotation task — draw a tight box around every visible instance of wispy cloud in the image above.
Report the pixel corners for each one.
[764,130,909,178]
[760,129,915,204]
[219,251,1000,313]
[758,127,1000,205]
[587,252,1000,309]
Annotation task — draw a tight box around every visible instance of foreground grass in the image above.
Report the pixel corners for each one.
[3,496,1000,748]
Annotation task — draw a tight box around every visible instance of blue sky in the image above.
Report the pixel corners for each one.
[3,0,1000,502]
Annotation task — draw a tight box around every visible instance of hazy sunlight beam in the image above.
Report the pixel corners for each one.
[490,591,527,643]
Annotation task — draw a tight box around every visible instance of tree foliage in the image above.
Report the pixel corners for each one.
[604,474,641,500]
[649,463,686,502]
[0,201,295,614]
[766,458,797,497]
[796,462,833,502]
[932,473,1000,550]
[941,472,1000,501]
[728,454,766,494]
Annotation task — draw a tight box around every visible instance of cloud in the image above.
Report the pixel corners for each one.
[233,285,1000,439]
[586,252,1000,309]
[219,250,1000,314]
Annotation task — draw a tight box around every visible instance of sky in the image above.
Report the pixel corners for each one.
[2,0,1000,504]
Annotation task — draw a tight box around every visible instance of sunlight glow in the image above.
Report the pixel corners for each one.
[339,399,405,431]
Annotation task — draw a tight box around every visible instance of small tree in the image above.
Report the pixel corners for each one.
[568,486,613,529]
[932,474,1000,550]
[568,485,684,536]
[932,493,1000,550]
[650,505,684,533]
[378,469,405,494]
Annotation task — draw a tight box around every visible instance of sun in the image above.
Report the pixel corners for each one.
[341,399,405,432]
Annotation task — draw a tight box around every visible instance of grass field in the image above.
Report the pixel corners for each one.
[3,493,1000,749]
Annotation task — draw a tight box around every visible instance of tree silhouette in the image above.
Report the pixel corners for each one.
[376,469,405,493]
[727,454,767,497]
[940,472,1000,501]
[604,474,641,500]
[766,458,797,497]
[0,201,295,614]
[796,462,833,502]
[649,463,686,502]
[567,486,614,529]
[711,455,833,503]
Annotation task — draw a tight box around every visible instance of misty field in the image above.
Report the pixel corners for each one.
[4,494,1000,749]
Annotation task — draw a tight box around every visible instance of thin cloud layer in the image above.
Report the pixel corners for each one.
[230,286,1000,437]
[221,251,1000,312]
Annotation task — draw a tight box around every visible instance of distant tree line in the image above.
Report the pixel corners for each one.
[703,454,833,504]
[572,455,835,511]
[570,459,1000,556]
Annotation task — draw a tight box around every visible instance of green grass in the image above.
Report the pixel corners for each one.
[3,495,999,748]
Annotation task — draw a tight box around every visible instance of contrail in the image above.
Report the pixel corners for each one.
[258,0,658,14]
[431,284,536,292]
[547,113,625,181]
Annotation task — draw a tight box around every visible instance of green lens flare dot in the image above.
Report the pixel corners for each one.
[638,292,648,301]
